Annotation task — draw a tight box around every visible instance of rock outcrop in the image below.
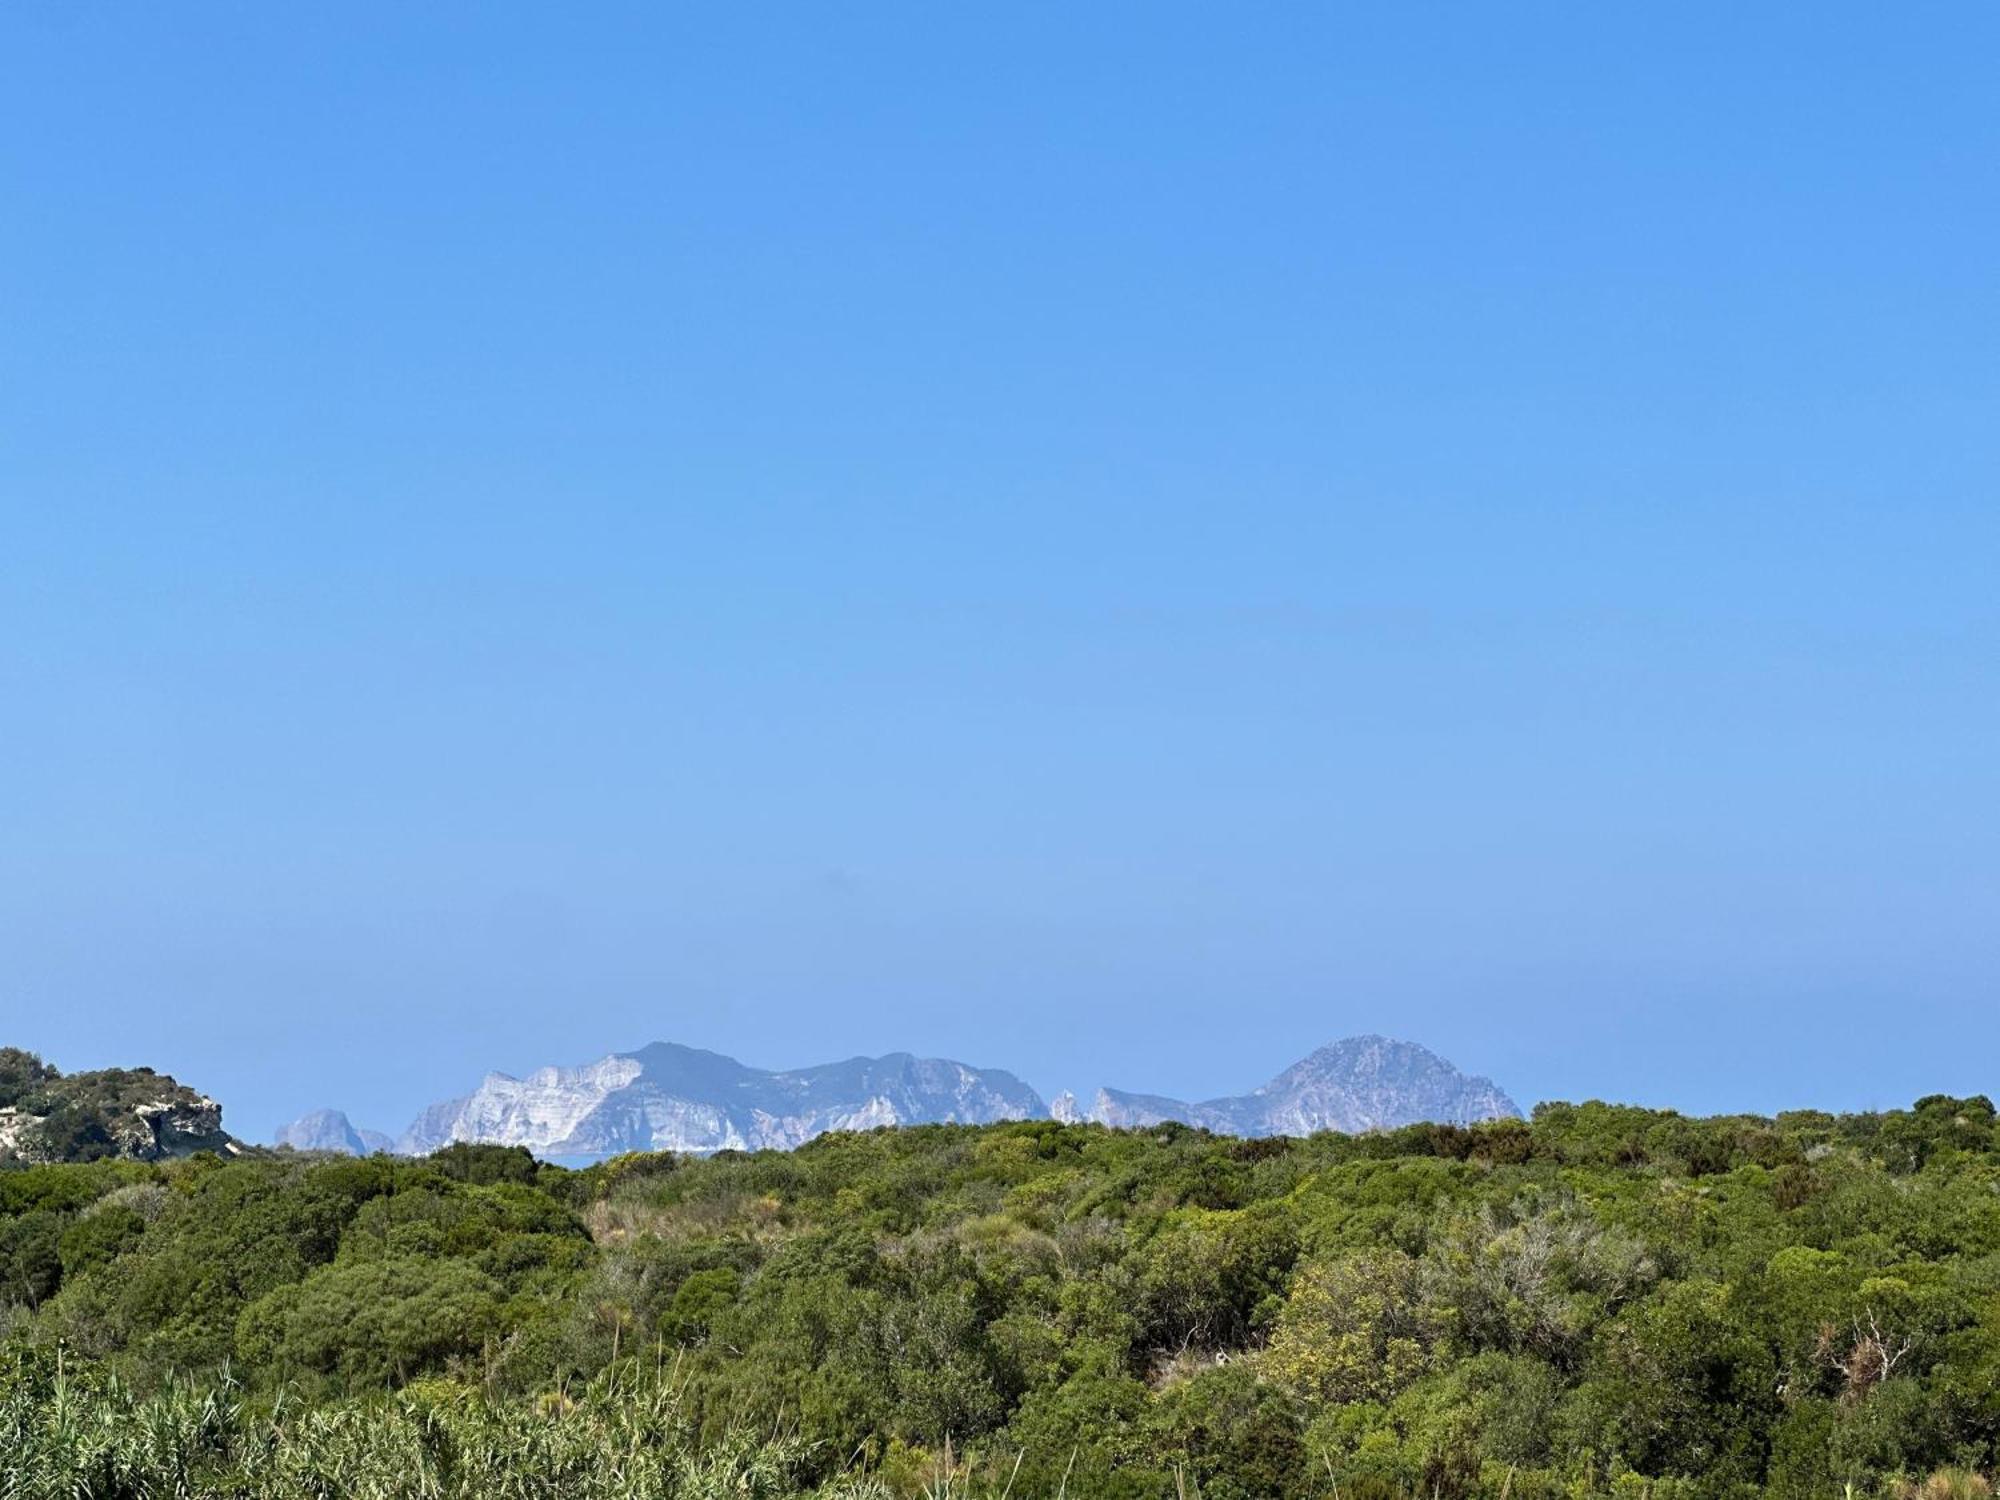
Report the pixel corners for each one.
[0,1047,241,1164]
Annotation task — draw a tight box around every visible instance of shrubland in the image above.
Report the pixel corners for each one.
[7,1095,2000,1497]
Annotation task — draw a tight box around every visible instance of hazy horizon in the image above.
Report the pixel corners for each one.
[6,5,1998,1142]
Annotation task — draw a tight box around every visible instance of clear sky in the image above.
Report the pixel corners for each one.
[4,4,1997,1142]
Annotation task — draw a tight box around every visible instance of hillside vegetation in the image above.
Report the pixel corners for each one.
[0,1048,236,1167]
[6,1094,2000,1497]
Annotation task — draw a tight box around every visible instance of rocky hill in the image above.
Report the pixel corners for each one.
[0,1047,240,1165]
[1072,1035,1518,1135]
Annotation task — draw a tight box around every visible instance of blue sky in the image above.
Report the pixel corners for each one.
[3,4,1997,1140]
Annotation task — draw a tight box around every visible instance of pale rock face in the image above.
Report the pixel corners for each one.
[0,1108,31,1157]
[1083,1036,1518,1137]
[1084,1087,1191,1129]
[398,1055,644,1156]
[1048,1090,1083,1124]
[386,1043,1047,1160]
[131,1094,232,1156]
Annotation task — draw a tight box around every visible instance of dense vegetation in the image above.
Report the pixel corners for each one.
[7,1092,2000,1497]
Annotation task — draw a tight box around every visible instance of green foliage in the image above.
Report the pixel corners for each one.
[425,1140,543,1187]
[0,1344,822,1499]
[1265,1249,1434,1404]
[659,1266,741,1345]
[8,1099,2000,1495]
[0,1048,59,1111]
[235,1255,504,1384]
[56,1203,145,1279]
[0,1212,62,1311]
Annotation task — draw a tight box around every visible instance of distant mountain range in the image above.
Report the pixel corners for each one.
[282,1034,1518,1159]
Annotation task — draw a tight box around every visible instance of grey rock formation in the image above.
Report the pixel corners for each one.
[1080,1036,1517,1136]
[392,1042,1047,1159]
[276,1108,393,1155]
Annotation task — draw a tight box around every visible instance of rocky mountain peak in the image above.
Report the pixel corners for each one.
[275,1108,393,1156]
[1082,1036,1517,1137]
